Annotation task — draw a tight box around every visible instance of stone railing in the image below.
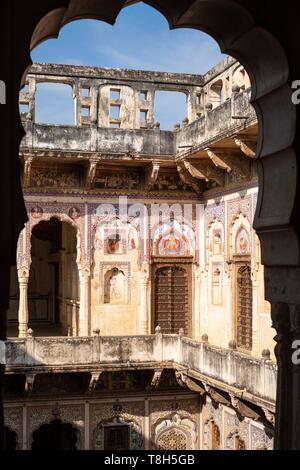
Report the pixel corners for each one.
[5,333,276,404]
[20,123,175,158]
[175,89,256,158]
[19,90,255,161]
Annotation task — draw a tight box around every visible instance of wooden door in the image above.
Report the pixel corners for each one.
[236,264,253,350]
[153,263,191,335]
[104,425,130,450]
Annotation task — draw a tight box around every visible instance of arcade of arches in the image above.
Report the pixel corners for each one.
[8,218,79,337]
[1,0,300,451]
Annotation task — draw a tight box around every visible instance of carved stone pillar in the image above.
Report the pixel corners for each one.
[289,304,300,449]
[271,301,293,449]
[79,266,90,336]
[18,271,29,338]
[60,249,67,332]
[139,264,149,335]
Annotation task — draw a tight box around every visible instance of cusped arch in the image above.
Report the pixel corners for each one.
[27,213,82,270]
[93,217,139,253]
[152,221,195,257]
[31,418,82,450]
[104,267,126,304]
[153,413,197,450]
[17,0,295,268]
[207,218,224,257]
[92,415,143,450]
[9,0,299,454]
[229,212,252,260]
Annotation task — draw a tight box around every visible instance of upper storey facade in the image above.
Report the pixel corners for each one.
[20,56,250,129]
[19,58,256,198]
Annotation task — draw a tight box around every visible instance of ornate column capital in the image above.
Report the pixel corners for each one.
[271,302,291,367]
[78,263,91,280]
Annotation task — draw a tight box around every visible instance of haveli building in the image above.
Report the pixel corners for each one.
[3,57,276,450]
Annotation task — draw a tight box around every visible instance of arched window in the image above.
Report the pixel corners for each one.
[236,265,253,350]
[104,268,126,304]
[210,80,224,108]
[212,268,222,305]
[233,66,249,91]
[213,231,222,255]
[31,419,81,450]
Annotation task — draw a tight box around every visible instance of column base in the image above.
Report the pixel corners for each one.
[139,321,148,335]
[78,320,88,337]
[18,324,28,338]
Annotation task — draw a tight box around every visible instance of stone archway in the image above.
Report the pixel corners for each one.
[4,426,18,451]
[1,0,299,450]
[27,217,79,336]
[31,419,81,450]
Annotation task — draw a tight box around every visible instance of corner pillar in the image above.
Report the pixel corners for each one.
[79,265,90,336]
[139,264,149,335]
[18,269,29,338]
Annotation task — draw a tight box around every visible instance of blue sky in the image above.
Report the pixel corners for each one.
[31,2,224,129]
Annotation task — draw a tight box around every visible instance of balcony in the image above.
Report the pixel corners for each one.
[5,333,276,408]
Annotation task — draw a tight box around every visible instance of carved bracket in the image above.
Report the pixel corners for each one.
[23,156,34,189]
[85,158,100,190]
[263,407,275,426]
[233,136,256,158]
[150,369,163,389]
[176,372,206,395]
[25,373,36,396]
[206,148,231,173]
[143,162,160,190]
[229,393,262,420]
[184,160,225,187]
[206,148,251,178]
[177,162,203,194]
[88,371,102,393]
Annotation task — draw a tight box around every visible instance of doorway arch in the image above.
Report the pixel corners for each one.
[28,217,79,336]
[31,419,81,450]
[4,426,18,451]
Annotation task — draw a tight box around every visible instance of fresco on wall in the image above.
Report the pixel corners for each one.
[30,206,43,219]
[31,168,80,189]
[159,231,181,256]
[152,220,195,257]
[68,207,81,220]
[104,230,126,255]
[235,227,250,255]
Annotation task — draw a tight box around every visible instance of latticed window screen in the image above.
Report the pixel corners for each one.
[104,426,129,450]
[154,265,189,335]
[157,429,188,450]
[236,265,253,350]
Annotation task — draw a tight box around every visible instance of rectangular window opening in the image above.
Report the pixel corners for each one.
[110,89,121,100]
[110,105,120,119]
[22,84,30,94]
[140,91,148,101]
[140,109,148,123]
[81,87,90,97]
[81,106,90,118]
[20,103,29,114]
